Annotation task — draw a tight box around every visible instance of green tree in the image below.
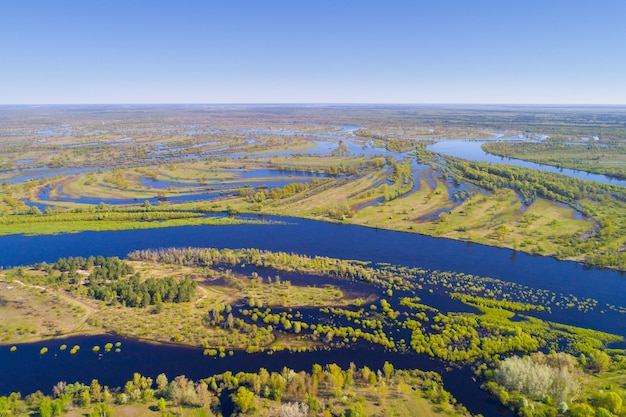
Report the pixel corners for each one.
[306,393,320,413]
[326,364,345,396]
[231,387,255,414]
[382,362,394,380]
[601,392,623,414]
[496,224,508,241]
[157,397,166,412]
[498,389,509,405]
[39,397,53,417]
[569,403,595,417]
[51,398,65,416]
[79,390,91,407]
[90,379,102,403]
[346,402,364,417]
[89,403,111,417]
[594,408,614,417]
[102,387,112,404]
[589,351,611,373]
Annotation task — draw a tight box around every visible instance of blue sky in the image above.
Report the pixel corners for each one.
[1,1,625,104]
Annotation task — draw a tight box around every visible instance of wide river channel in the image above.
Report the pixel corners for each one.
[2,216,626,416]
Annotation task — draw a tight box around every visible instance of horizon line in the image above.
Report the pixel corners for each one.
[1,102,626,107]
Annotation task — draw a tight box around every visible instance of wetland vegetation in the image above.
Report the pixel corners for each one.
[483,142,626,181]
[1,246,625,416]
[2,105,626,268]
[1,104,626,416]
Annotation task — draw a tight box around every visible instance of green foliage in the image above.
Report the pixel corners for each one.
[383,159,414,202]
[450,293,544,312]
[39,397,52,417]
[89,272,196,307]
[569,403,595,417]
[231,386,255,414]
[594,407,615,417]
[157,397,166,411]
[123,247,623,363]
[588,350,611,373]
[49,255,197,307]
[483,142,626,181]
[89,403,111,417]
[441,153,626,269]
[600,392,622,414]
[0,208,266,236]
[445,155,626,206]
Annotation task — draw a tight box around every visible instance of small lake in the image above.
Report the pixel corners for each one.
[428,140,626,187]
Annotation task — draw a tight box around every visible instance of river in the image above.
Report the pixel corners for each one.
[1,216,624,320]
[428,140,626,187]
[1,217,625,411]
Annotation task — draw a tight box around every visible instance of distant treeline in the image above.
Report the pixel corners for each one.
[443,156,626,207]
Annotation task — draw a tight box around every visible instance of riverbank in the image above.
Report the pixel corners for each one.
[9,148,625,269]
[2,247,624,417]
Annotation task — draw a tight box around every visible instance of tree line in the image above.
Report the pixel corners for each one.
[41,256,196,308]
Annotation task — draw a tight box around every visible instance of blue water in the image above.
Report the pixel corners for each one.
[0,335,508,415]
[428,140,626,187]
[0,216,624,333]
[139,168,328,189]
[44,191,231,205]
[0,167,94,184]
[1,215,620,416]
[234,140,340,158]
[140,177,309,191]
[20,199,53,212]
[237,169,328,179]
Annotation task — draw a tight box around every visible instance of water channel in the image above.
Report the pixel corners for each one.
[428,140,626,187]
[1,217,625,414]
[0,335,504,415]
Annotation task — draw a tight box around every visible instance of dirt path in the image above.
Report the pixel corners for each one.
[195,285,209,305]
[11,278,98,315]
[2,276,100,333]
[570,384,582,403]
[10,279,45,291]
